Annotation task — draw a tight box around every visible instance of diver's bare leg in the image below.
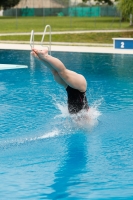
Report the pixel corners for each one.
[31,49,67,88]
[32,48,87,92]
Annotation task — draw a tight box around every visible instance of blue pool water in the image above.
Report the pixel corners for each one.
[0,49,133,199]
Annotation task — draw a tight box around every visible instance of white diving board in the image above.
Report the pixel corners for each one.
[0,64,28,70]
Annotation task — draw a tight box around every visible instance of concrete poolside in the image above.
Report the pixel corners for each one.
[0,42,133,54]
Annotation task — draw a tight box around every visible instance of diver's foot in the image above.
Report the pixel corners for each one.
[31,48,48,60]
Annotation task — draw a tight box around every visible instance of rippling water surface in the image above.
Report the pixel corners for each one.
[0,50,133,199]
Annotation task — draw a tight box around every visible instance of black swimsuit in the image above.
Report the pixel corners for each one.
[66,86,89,114]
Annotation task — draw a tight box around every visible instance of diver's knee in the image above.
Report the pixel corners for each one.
[58,69,67,78]
[52,71,58,76]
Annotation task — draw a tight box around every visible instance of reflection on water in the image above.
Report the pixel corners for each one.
[47,133,88,200]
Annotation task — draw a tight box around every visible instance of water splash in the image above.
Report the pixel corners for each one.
[1,99,103,149]
[55,98,103,130]
[55,103,69,118]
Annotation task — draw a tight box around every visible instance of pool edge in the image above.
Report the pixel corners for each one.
[0,43,133,54]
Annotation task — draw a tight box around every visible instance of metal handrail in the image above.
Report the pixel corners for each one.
[41,25,51,55]
[30,30,34,49]
[30,25,51,55]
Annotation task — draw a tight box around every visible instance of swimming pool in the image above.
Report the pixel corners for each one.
[0,49,133,199]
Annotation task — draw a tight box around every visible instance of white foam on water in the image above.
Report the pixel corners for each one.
[23,129,60,143]
[1,129,60,148]
[37,129,60,139]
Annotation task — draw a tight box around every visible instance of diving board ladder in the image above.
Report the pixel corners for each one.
[41,25,51,55]
[30,25,51,55]
[30,30,34,49]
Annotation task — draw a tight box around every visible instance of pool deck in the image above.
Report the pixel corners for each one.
[0,42,133,54]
